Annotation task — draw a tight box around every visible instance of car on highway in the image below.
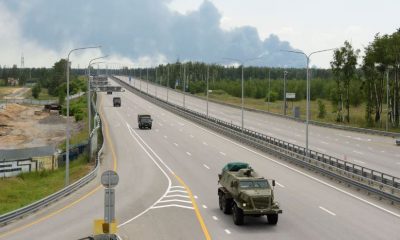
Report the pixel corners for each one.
[138,114,153,129]
[396,138,400,146]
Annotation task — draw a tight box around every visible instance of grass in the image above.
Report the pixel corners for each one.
[0,154,93,215]
[196,91,399,132]
[23,88,58,100]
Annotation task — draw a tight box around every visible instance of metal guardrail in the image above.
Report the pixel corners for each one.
[113,76,400,203]
[0,98,57,105]
[0,95,104,226]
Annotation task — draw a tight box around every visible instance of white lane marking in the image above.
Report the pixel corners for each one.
[225,229,231,235]
[275,182,285,188]
[203,164,210,169]
[212,216,218,221]
[170,186,185,189]
[353,159,365,164]
[321,141,329,145]
[174,116,400,219]
[203,142,208,146]
[367,139,371,142]
[118,123,172,227]
[168,190,187,193]
[353,150,364,155]
[219,151,226,156]
[186,151,192,156]
[194,195,198,199]
[319,206,336,216]
[151,204,194,210]
[158,199,192,204]
[202,205,208,209]
[164,195,190,199]
[174,143,179,147]
[164,135,168,139]
[190,134,194,138]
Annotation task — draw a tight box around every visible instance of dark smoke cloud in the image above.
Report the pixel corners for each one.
[5,0,305,67]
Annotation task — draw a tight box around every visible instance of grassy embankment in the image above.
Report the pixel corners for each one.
[196,90,398,132]
[22,88,58,100]
[0,94,97,214]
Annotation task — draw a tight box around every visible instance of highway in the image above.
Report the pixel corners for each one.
[1,77,399,239]
[118,76,400,177]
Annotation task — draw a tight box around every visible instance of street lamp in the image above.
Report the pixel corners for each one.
[65,45,101,186]
[87,55,108,137]
[281,48,335,156]
[283,70,288,115]
[223,57,262,131]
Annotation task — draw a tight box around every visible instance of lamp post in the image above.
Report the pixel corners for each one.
[87,56,108,137]
[223,57,261,131]
[268,69,271,112]
[281,48,335,156]
[283,70,288,115]
[167,66,169,102]
[65,45,101,186]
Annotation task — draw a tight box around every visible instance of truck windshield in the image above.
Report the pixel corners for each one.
[239,180,269,189]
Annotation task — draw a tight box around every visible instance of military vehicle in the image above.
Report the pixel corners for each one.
[138,114,153,129]
[218,162,282,225]
[113,97,121,107]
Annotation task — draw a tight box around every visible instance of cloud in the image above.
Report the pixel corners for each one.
[1,0,305,67]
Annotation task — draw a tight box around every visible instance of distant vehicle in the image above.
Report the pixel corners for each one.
[107,91,112,94]
[138,114,152,129]
[218,162,282,225]
[43,103,61,113]
[396,138,400,146]
[113,97,121,107]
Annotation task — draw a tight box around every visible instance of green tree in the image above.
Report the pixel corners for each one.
[32,84,41,99]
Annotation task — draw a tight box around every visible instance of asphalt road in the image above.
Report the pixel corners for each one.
[118,76,400,177]
[1,78,400,240]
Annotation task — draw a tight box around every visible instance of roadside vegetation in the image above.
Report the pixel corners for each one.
[0,154,92,215]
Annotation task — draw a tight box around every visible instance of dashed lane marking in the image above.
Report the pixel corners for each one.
[212,216,218,221]
[174,143,179,147]
[219,152,226,156]
[275,182,285,188]
[186,152,192,156]
[225,229,231,234]
[319,206,336,216]
[203,164,210,169]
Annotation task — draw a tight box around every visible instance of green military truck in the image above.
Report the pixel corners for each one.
[218,162,282,225]
[138,114,153,129]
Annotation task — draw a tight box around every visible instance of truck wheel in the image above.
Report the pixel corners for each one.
[267,214,278,225]
[219,194,232,214]
[232,203,244,225]
[139,124,142,129]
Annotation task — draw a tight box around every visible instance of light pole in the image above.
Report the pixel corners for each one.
[65,45,101,186]
[223,57,261,131]
[268,69,271,112]
[183,64,186,108]
[281,48,335,156]
[155,68,158,98]
[167,66,169,102]
[283,70,288,115]
[206,64,210,118]
[146,68,149,94]
[87,56,108,137]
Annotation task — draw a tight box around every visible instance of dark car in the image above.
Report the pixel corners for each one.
[113,97,121,107]
[396,138,400,146]
[138,114,152,129]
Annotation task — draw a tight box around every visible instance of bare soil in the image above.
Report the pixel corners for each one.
[0,104,77,149]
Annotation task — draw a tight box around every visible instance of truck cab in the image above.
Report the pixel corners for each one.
[113,97,121,107]
[138,114,153,129]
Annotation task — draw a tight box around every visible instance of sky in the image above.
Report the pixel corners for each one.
[0,0,398,69]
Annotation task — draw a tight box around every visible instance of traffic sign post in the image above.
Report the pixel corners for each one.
[93,171,119,238]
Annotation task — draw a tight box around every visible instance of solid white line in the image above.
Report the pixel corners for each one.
[353,150,364,155]
[202,205,208,209]
[174,143,179,147]
[118,123,172,227]
[186,152,192,156]
[151,204,194,210]
[203,164,210,169]
[219,151,226,156]
[170,115,400,219]
[168,190,187,193]
[225,229,231,234]
[353,159,365,164]
[319,206,336,216]
[164,195,190,199]
[170,186,185,189]
[275,182,285,188]
[158,199,192,204]
[212,216,218,221]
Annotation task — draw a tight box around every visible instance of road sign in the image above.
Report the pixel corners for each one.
[101,170,119,188]
[286,93,296,99]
